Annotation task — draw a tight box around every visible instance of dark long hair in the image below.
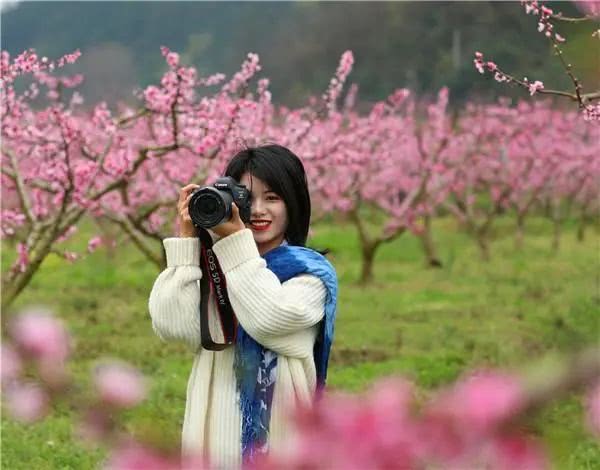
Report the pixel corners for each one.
[224,144,312,247]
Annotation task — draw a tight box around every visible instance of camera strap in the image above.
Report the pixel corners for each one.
[198,228,238,350]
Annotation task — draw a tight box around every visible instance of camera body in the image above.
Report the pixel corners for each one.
[188,177,252,229]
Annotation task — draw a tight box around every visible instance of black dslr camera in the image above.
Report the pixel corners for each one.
[188,177,252,229]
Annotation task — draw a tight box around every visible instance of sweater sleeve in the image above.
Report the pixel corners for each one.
[148,237,203,351]
[211,229,327,348]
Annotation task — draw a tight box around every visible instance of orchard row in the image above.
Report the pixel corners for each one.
[2,46,598,308]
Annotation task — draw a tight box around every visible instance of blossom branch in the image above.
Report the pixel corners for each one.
[474,0,600,120]
[5,147,36,225]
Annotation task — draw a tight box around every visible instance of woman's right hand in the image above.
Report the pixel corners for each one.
[177,184,200,237]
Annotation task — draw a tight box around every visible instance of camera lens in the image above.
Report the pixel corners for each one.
[199,197,218,214]
[188,187,233,228]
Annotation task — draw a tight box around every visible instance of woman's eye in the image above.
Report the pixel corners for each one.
[266,195,280,201]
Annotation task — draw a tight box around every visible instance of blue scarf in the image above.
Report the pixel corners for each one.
[233,244,338,465]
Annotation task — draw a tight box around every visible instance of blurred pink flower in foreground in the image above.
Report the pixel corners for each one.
[104,440,207,470]
[94,361,148,409]
[257,373,545,470]
[429,371,525,436]
[575,0,600,17]
[3,381,49,423]
[586,381,600,437]
[10,308,70,362]
[484,434,547,470]
[104,441,180,470]
[1,343,23,383]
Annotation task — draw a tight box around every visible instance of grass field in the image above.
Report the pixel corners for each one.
[1,215,599,469]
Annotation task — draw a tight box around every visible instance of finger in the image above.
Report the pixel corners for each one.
[182,194,193,210]
[179,193,196,210]
[230,203,244,225]
[177,194,193,208]
[230,202,241,220]
[179,184,200,198]
[180,183,200,192]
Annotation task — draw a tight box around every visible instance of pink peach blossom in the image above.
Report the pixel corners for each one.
[94,361,147,409]
[87,236,103,253]
[1,343,22,383]
[585,381,600,437]
[3,381,50,423]
[11,309,71,362]
[104,441,180,470]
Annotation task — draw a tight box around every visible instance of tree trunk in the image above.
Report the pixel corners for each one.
[577,218,586,242]
[550,200,562,253]
[2,204,87,311]
[476,232,490,261]
[577,203,593,243]
[542,198,554,218]
[419,215,442,268]
[515,214,525,250]
[359,241,378,285]
[577,209,587,242]
[1,231,55,312]
[552,219,561,253]
[127,232,165,270]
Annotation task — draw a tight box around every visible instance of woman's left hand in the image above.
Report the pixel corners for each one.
[211,203,246,239]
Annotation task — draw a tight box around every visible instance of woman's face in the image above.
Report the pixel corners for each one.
[240,172,288,255]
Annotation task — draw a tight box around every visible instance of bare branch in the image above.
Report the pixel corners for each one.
[102,212,164,267]
[87,143,178,202]
[116,108,150,126]
[4,147,36,224]
[551,12,599,22]
[1,166,59,194]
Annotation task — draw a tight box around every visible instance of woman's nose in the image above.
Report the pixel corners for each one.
[251,198,266,216]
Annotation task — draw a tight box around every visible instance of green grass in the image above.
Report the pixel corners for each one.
[2,215,599,469]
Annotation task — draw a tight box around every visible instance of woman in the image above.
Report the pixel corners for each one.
[148,144,338,469]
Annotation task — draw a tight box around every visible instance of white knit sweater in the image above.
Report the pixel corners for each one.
[148,229,327,469]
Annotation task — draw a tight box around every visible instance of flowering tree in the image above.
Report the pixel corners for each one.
[1,48,282,307]
[3,44,597,302]
[0,47,364,309]
[293,81,457,283]
[1,49,205,309]
[469,0,600,254]
[3,306,599,469]
[92,50,356,270]
[0,49,131,311]
[539,116,600,251]
[424,100,514,261]
[437,99,600,260]
[91,50,463,280]
[501,104,598,250]
[92,48,273,269]
[473,0,600,121]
